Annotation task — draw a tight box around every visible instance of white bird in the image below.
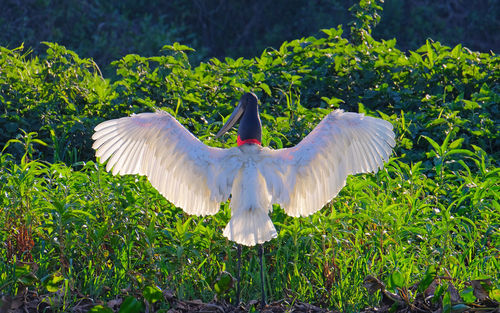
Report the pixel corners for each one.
[92,92,395,306]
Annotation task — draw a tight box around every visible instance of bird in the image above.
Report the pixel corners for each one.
[91,92,395,307]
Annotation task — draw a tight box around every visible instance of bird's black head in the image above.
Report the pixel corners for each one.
[216,92,262,146]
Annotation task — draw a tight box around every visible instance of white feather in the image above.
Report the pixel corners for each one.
[223,145,277,246]
[92,109,395,245]
[92,111,240,216]
[261,110,395,217]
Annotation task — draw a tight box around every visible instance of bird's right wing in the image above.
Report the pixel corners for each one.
[259,110,395,217]
[92,111,241,216]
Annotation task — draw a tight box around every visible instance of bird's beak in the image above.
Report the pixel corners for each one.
[215,98,245,138]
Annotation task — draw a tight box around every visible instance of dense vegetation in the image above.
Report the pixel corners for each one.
[1,2,499,312]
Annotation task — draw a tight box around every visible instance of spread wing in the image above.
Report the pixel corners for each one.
[260,110,395,217]
[92,111,240,216]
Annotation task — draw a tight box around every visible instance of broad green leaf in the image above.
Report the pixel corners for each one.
[459,287,476,303]
[46,273,65,292]
[426,40,435,68]
[448,138,464,150]
[441,128,457,151]
[214,271,234,295]
[422,135,442,156]
[442,291,452,313]
[490,289,500,302]
[89,305,114,313]
[427,118,447,127]
[388,270,404,290]
[143,285,163,304]
[444,149,477,158]
[451,44,462,58]
[260,83,272,96]
[118,297,144,313]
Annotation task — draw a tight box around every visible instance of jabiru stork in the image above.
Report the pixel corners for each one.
[92,92,395,307]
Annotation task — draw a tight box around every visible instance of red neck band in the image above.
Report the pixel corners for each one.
[237,136,261,146]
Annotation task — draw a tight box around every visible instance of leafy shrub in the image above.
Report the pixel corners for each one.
[1,28,498,164]
[0,43,115,163]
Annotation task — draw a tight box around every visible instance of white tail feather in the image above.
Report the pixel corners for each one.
[223,210,277,246]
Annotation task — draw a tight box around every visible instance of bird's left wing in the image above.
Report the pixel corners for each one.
[259,110,395,217]
[92,111,240,216]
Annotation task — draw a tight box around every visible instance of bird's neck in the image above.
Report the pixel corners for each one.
[237,106,262,146]
[237,136,261,146]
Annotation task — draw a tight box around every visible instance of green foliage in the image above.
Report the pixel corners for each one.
[349,0,384,44]
[1,29,498,164]
[0,43,114,163]
[0,8,498,312]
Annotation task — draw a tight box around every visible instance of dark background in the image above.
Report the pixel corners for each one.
[1,0,498,69]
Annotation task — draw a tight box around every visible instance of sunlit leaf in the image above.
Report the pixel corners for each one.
[46,273,65,292]
[388,270,404,290]
[459,287,476,303]
[143,285,163,304]
[89,305,114,313]
[490,289,500,302]
[442,291,452,313]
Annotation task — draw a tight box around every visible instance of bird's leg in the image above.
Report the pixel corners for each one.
[235,244,242,306]
[259,244,266,308]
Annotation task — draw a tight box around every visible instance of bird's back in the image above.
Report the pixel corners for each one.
[223,144,278,246]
